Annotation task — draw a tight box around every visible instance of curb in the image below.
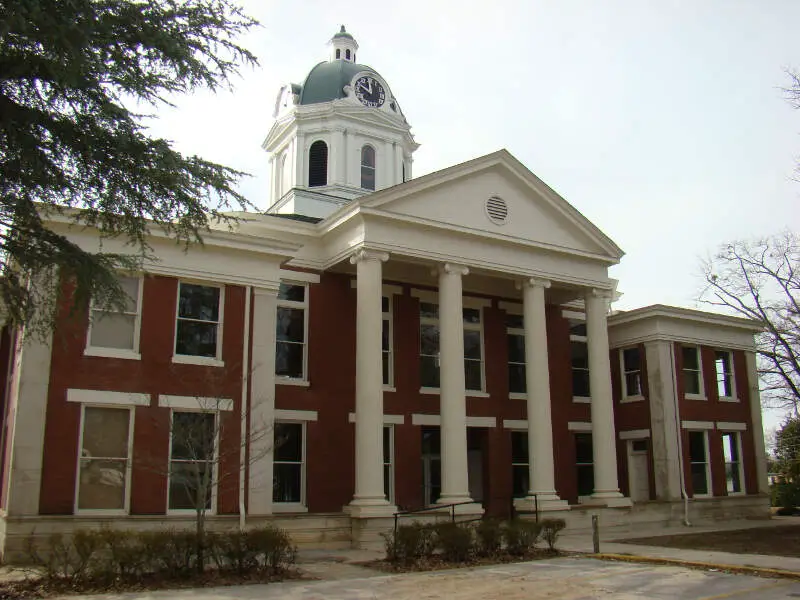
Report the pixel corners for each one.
[587,553,800,580]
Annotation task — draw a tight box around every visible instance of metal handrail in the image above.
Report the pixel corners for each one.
[393,500,477,535]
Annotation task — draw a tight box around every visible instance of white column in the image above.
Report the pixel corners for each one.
[248,286,279,515]
[436,263,476,509]
[382,140,394,189]
[347,249,395,516]
[394,143,403,183]
[585,288,630,506]
[745,351,770,495]
[515,278,568,512]
[645,340,682,501]
[294,132,306,187]
[331,128,345,186]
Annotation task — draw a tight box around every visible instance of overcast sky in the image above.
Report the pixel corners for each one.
[151,1,799,428]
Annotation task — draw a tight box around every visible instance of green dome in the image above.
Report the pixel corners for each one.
[298,60,381,105]
[332,25,353,39]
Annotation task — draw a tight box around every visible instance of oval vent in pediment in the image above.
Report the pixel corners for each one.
[485,196,508,225]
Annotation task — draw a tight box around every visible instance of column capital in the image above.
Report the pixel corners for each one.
[588,288,614,300]
[516,277,551,291]
[349,248,390,265]
[436,263,469,277]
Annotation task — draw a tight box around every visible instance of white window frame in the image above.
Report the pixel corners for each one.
[383,294,394,389]
[620,346,644,402]
[502,303,526,399]
[687,430,712,498]
[85,275,144,360]
[721,431,745,495]
[74,404,135,515]
[419,299,440,393]
[384,425,394,503]
[463,305,486,394]
[272,420,307,512]
[172,281,225,367]
[682,345,706,400]
[276,282,309,384]
[714,350,737,401]
[167,409,219,515]
[567,313,590,404]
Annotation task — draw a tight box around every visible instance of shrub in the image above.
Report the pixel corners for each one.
[208,530,257,574]
[248,525,297,571]
[96,528,145,581]
[139,529,197,577]
[475,519,503,557]
[540,518,566,551]
[26,531,100,582]
[434,522,474,562]
[504,519,541,556]
[383,522,436,563]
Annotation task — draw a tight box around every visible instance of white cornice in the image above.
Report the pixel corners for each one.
[608,304,762,332]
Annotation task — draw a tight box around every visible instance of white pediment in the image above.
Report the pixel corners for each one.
[361,150,622,262]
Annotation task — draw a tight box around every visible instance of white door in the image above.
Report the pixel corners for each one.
[628,439,650,502]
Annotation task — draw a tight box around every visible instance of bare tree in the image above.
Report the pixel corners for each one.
[698,231,800,413]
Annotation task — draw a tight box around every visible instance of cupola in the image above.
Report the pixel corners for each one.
[329,25,358,63]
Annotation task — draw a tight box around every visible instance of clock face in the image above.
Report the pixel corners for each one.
[354,76,385,108]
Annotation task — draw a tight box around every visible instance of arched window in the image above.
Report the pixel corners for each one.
[308,141,328,187]
[345,49,351,60]
[361,145,376,190]
[335,49,341,59]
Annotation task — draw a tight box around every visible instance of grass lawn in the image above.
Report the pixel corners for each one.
[614,524,800,558]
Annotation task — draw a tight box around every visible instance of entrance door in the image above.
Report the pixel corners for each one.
[627,439,650,502]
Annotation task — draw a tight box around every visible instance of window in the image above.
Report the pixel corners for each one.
[568,320,590,399]
[169,411,216,511]
[506,312,526,394]
[419,302,440,388]
[382,296,393,386]
[361,145,376,190]
[722,432,743,494]
[276,283,308,379]
[175,283,222,359]
[77,406,132,511]
[621,347,643,399]
[345,49,351,60]
[688,431,710,496]
[402,162,406,183]
[308,140,328,187]
[383,426,394,502]
[511,431,529,498]
[682,346,704,397]
[335,49,341,59]
[419,301,484,391]
[273,422,305,504]
[575,433,594,497]
[715,351,735,399]
[87,276,142,355]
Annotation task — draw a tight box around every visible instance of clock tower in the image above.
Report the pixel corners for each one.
[263,26,418,219]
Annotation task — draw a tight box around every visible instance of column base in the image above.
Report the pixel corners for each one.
[434,495,484,516]
[344,498,398,519]
[588,490,633,508]
[514,494,570,513]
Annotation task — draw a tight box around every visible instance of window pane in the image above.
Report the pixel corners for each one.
[632,439,648,452]
[512,465,529,498]
[575,433,593,464]
[89,313,136,350]
[420,356,440,388]
[715,352,733,397]
[420,302,438,319]
[509,364,526,394]
[278,284,305,302]
[506,313,524,329]
[175,320,218,357]
[383,427,391,463]
[577,465,594,496]
[382,351,390,386]
[623,348,640,371]
[573,369,590,397]
[171,413,215,461]
[274,423,303,462]
[464,359,482,391]
[382,319,390,352]
[422,427,440,455]
[682,346,699,370]
[463,308,481,324]
[569,323,587,337]
[384,464,392,500]
[78,459,127,510]
[420,324,439,355]
[382,296,389,313]
[361,165,375,190]
[683,370,700,395]
[464,330,482,359]
[688,432,706,462]
[625,372,642,396]
[511,431,528,463]
[83,407,129,458]
[276,307,304,343]
[508,334,525,363]
[276,341,304,378]
[273,463,302,503]
[178,284,220,322]
[691,464,708,495]
[118,277,140,313]
[570,342,589,368]
[169,461,212,510]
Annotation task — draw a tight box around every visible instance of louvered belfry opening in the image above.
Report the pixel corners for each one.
[361,145,376,190]
[308,141,328,187]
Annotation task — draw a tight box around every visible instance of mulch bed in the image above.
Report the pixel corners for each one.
[0,568,303,599]
[362,549,560,573]
[612,524,800,558]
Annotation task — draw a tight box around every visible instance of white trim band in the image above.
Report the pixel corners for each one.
[279,269,320,284]
[682,420,714,430]
[275,409,318,422]
[411,414,496,428]
[159,395,234,411]
[716,421,747,431]
[619,429,651,440]
[568,421,593,432]
[348,413,405,425]
[67,389,150,407]
[502,419,528,430]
